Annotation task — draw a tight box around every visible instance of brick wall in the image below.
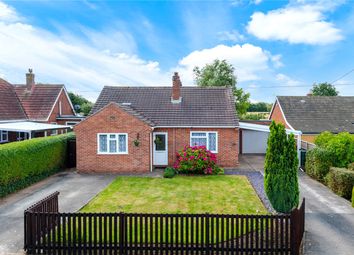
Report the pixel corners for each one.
[154,128,239,168]
[269,101,290,128]
[48,90,76,125]
[74,104,152,173]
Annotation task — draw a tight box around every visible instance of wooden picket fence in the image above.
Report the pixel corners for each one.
[24,192,305,255]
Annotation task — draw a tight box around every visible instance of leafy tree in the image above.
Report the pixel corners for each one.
[311,82,338,96]
[265,121,299,213]
[248,102,272,112]
[68,92,93,116]
[240,112,268,120]
[193,59,250,115]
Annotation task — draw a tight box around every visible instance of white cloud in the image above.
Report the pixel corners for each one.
[0,2,170,101]
[218,30,245,42]
[0,1,20,22]
[247,4,343,45]
[275,73,303,86]
[176,43,282,84]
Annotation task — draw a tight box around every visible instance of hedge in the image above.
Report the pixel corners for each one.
[0,133,75,197]
[305,147,333,182]
[326,167,354,200]
[314,131,354,168]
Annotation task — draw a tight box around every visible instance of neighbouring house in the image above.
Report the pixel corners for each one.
[269,96,354,143]
[74,72,239,173]
[0,69,84,143]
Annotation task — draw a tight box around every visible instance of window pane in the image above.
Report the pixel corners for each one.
[109,139,117,153]
[118,134,127,152]
[191,137,207,147]
[110,134,116,139]
[99,135,107,152]
[191,132,207,137]
[155,134,166,151]
[208,133,217,151]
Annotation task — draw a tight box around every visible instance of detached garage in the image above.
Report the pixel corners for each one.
[239,121,302,159]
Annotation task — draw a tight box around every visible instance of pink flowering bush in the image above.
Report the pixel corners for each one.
[173,145,223,175]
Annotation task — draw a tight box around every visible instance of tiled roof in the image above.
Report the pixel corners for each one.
[91,86,239,127]
[0,79,27,121]
[277,96,354,134]
[14,84,63,121]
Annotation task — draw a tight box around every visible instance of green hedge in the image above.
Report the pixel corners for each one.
[305,147,333,182]
[326,167,354,200]
[314,132,354,168]
[0,133,75,197]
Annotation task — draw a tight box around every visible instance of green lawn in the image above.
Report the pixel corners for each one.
[80,175,267,215]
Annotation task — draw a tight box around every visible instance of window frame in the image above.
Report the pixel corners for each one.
[97,133,129,155]
[190,131,218,153]
[0,130,8,143]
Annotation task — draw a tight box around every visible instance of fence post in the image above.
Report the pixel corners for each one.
[290,208,299,255]
[119,212,125,255]
[205,214,210,255]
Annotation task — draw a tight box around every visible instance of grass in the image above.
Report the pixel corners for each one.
[80,175,267,215]
[48,176,269,244]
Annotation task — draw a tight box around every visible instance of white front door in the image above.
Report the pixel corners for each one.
[153,132,168,166]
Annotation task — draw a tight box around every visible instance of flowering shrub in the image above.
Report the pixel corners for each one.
[173,146,223,175]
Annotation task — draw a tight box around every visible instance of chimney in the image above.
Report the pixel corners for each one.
[26,68,35,92]
[171,72,182,103]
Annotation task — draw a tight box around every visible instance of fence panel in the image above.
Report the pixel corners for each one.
[24,192,305,255]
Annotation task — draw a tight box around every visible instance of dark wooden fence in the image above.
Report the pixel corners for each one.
[24,192,305,255]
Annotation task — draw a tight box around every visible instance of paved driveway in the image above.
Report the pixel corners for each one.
[239,155,354,255]
[0,171,116,255]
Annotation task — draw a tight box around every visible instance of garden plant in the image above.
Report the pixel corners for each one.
[264,121,299,213]
[173,145,223,175]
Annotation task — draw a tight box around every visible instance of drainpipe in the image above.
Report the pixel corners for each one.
[150,128,154,172]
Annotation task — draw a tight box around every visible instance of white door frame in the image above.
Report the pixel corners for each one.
[153,132,168,166]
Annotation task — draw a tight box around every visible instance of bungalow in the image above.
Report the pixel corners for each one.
[269,96,354,143]
[74,72,239,173]
[0,69,83,143]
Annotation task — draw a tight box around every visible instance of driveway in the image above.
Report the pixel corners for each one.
[239,155,354,255]
[0,171,116,255]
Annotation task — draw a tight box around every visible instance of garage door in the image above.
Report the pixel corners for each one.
[241,129,269,154]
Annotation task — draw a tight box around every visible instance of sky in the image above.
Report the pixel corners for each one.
[0,0,354,103]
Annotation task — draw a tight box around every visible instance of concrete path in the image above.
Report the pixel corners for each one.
[240,155,354,255]
[0,171,116,255]
[299,172,354,255]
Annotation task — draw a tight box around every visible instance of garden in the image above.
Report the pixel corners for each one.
[305,131,354,206]
[24,122,305,254]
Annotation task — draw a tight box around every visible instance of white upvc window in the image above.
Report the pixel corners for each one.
[190,131,218,153]
[0,130,8,143]
[97,133,128,154]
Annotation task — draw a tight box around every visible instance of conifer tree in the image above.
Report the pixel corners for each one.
[265,121,299,213]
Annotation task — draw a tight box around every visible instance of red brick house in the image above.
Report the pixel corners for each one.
[269,96,354,143]
[74,72,239,173]
[0,69,83,143]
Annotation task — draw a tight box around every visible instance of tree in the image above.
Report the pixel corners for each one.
[68,92,93,116]
[193,59,250,115]
[264,121,299,213]
[311,82,338,96]
[248,102,272,112]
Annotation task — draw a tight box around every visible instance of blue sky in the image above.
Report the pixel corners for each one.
[0,0,354,102]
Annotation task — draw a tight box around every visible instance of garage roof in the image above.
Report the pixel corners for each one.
[0,121,71,132]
